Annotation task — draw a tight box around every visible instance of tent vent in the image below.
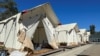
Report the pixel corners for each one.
[58,23,62,25]
[22,10,28,14]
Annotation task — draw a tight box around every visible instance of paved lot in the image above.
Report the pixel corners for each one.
[48,44,93,56]
[47,43,100,56]
[79,43,100,56]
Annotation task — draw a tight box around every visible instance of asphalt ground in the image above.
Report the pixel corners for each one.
[47,44,93,56]
[78,43,100,56]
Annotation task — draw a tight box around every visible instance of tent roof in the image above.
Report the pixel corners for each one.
[0,3,60,27]
[56,23,79,32]
[87,32,90,35]
[78,29,87,34]
[21,3,60,27]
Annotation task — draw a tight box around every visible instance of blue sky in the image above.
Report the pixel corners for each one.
[15,0,100,31]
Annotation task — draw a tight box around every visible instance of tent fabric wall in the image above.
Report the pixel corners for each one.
[18,26,34,50]
[78,29,87,44]
[22,13,41,38]
[56,31,68,43]
[42,17,58,49]
[77,34,82,44]
[67,29,79,46]
[86,32,90,42]
[55,26,69,45]
[0,24,5,42]
[77,33,84,44]
[33,21,47,44]
[0,13,22,49]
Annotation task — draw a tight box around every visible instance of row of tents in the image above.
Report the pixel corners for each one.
[0,3,90,52]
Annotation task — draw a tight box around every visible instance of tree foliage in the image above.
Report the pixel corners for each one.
[0,0,18,21]
[90,24,95,34]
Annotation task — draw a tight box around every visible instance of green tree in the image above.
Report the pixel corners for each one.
[0,0,18,21]
[90,24,95,34]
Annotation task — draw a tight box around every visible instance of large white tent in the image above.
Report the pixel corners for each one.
[86,32,90,42]
[56,23,80,47]
[0,3,60,50]
[78,29,87,44]
[55,25,69,46]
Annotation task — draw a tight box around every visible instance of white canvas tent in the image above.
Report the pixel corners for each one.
[0,3,60,50]
[55,25,69,46]
[78,29,87,44]
[56,23,80,47]
[86,32,90,42]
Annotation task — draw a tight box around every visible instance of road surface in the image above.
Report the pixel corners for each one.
[78,43,100,56]
[48,43,100,56]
